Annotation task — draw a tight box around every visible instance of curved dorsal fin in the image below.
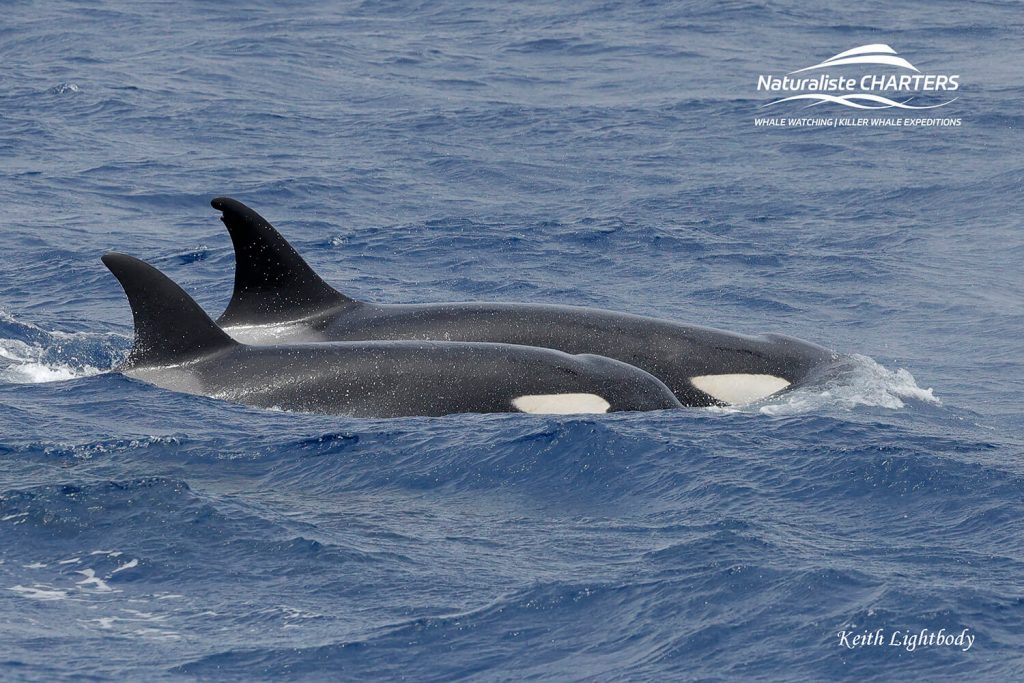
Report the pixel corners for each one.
[102,253,238,368]
[211,197,352,327]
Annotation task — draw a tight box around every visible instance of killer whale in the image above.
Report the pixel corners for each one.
[211,198,839,406]
[101,253,682,418]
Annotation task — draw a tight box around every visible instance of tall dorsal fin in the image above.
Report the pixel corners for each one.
[210,197,353,327]
[102,253,238,368]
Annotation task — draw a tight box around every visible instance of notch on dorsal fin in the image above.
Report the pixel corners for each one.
[210,197,353,327]
[102,253,238,368]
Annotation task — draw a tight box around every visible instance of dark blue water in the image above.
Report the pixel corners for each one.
[2,1,1022,680]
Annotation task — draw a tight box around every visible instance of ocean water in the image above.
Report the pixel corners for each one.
[1,1,1022,680]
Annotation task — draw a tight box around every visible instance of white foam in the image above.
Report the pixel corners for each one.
[76,568,115,592]
[0,339,101,383]
[79,609,176,639]
[122,609,165,620]
[133,627,181,640]
[111,559,138,574]
[757,354,939,416]
[0,311,126,384]
[9,584,69,601]
[85,617,118,629]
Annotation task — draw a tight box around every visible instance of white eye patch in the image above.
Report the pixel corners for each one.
[512,393,611,415]
[690,374,790,405]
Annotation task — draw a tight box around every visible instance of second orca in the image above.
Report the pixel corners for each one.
[102,253,682,418]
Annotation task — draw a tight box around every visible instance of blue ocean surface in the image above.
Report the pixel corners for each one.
[1,1,1022,680]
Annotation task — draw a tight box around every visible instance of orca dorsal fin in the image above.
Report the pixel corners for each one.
[102,253,238,368]
[210,197,353,327]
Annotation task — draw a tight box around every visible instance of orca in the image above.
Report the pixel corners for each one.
[101,253,682,418]
[211,198,839,407]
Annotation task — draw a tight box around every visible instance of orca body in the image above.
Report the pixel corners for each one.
[211,198,839,407]
[102,254,682,418]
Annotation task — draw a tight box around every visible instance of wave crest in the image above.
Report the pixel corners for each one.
[0,311,128,384]
[755,354,939,416]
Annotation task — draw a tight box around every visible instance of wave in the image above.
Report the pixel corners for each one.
[170,558,894,681]
[0,310,128,384]
[753,354,938,416]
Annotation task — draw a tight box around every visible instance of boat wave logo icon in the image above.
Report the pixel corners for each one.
[757,44,960,111]
[788,44,918,75]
